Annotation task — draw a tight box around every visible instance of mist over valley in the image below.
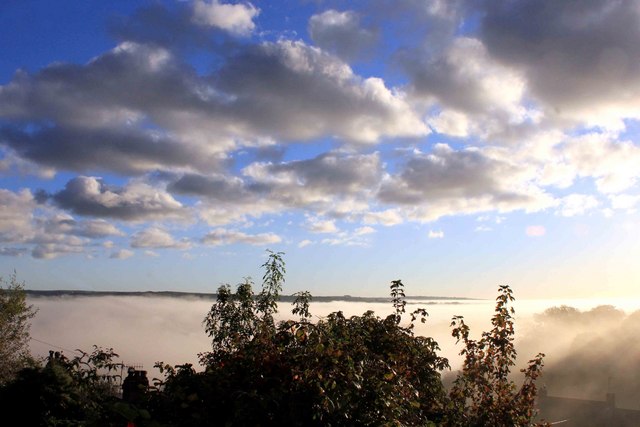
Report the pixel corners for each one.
[26,292,640,409]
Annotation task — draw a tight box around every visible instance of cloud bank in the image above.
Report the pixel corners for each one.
[0,0,638,260]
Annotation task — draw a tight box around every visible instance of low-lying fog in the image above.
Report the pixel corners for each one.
[27,295,640,409]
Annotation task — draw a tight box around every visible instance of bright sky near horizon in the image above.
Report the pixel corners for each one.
[1,0,639,298]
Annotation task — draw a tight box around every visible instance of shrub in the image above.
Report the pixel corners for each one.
[445,285,547,426]
[1,253,548,426]
[0,272,38,385]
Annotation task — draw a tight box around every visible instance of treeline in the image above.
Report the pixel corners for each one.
[0,252,549,426]
[25,289,477,304]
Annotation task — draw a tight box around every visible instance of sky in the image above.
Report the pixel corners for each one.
[1,0,639,298]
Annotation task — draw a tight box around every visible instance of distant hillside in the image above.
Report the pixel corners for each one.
[25,290,479,304]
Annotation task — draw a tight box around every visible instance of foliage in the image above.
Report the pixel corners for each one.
[156,266,449,426]
[200,250,285,362]
[291,290,312,322]
[445,285,548,427]
[0,345,132,426]
[256,249,286,323]
[0,253,548,426]
[0,272,38,385]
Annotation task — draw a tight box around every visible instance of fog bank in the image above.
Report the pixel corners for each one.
[27,295,640,408]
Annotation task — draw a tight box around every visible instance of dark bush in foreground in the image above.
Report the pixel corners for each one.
[0,272,38,385]
[149,251,548,426]
[0,346,132,426]
[0,252,549,426]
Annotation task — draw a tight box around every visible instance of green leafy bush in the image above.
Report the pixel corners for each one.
[0,253,548,426]
[150,252,547,426]
[446,285,546,426]
[0,346,130,426]
[0,272,38,384]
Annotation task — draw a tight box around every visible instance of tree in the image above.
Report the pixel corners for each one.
[200,250,286,360]
[0,272,38,385]
[149,253,548,426]
[155,253,450,426]
[445,285,548,426]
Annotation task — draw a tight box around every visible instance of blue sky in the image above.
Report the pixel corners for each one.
[1,0,639,298]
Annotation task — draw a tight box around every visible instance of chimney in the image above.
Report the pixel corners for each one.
[122,367,149,404]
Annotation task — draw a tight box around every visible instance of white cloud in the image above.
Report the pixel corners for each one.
[0,189,122,259]
[564,133,640,194]
[3,1,640,264]
[0,37,429,184]
[428,230,444,239]
[317,225,375,247]
[192,0,259,36]
[309,10,376,60]
[201,228,281,246]
[131,227,191,249]
[241,151,383,218]
[363,209,404,226]
[32,243,85,260]
[320,236,368,247]
[436,37,526,114]
[428,110,471,137]
[478,215,506,225]
[0,189,36,243]
[0,148,56,178]
[218,40,429,143]
[408,37,528,139]
[73,219,124,238]
[307,218,338,234]
[53,177,188,222]
[354,226,375,235]
[480,0,640,128]
[110,249,134,259]
[557,194,600,217]
[610,194,639,211]
[298,239,313,248]
[0,247,27,257]
[378,143,556,221]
